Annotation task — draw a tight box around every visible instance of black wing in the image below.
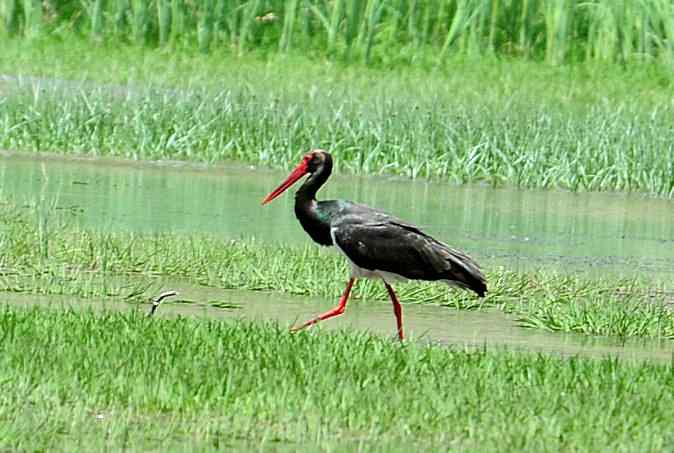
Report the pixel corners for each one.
[331,211,487,297]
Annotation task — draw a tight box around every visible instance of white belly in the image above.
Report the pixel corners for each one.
[348,263,409,282]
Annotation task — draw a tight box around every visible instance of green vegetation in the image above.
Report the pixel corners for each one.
[1,40,673,196]
[2,4,672,450]
[1,1,673,197]
[1,307,673,451]
[2,200,672,339]
[3,0,674,67]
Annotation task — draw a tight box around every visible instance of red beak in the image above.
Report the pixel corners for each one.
[261,159,309,205]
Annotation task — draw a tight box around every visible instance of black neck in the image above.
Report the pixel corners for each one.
[294,154,333,246]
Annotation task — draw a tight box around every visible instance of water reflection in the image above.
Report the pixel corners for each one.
[1,153,672,283]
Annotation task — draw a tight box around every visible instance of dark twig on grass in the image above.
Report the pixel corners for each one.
[147,291,178,317]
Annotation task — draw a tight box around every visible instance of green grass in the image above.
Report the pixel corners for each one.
[1,40,673,197]
[0,306,672,451]
[3,0,674,68]
[1,200,672,340]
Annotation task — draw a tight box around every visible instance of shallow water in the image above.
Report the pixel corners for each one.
[3,287,672,363]
[1,152,673,284]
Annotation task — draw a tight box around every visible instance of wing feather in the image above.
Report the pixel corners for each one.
[332,214,486,296]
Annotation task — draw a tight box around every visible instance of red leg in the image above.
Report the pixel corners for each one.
[291,278,355,332]
[384,283,404,341]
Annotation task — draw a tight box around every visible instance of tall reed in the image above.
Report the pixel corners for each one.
[4,0,674,66]
[157,0,171,46]
[22,0,42,38]
[1,0,20,36]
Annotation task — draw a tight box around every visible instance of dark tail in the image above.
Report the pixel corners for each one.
[404,228,488,297]
[444,247,487,297]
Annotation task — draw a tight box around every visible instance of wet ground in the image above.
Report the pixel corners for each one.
[3,285,673,363]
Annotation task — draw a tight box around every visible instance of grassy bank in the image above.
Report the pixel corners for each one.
[1,40,673,197]
[1,307,673,451]
[1,200,672,339]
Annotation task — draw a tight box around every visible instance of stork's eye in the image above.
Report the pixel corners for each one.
[305,154,320,171]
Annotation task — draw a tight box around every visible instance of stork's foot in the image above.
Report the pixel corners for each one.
[289,324,312,333]
[289,278,355,334]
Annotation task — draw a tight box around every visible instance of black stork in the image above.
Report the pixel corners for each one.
[262,150,487,340]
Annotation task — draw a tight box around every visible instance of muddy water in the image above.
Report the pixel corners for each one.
[3,287,673,363]
[2,152,673,284]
